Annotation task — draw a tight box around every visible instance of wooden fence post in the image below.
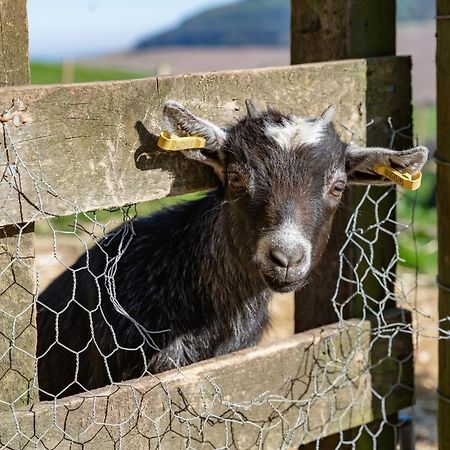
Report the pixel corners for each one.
[291,0,396,329]
[437,1,450,449]
[291,0,395,64]
[291,1,405,449]
[0,0,36,408]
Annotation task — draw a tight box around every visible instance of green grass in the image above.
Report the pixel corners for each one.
[397,167,437,275]
[393,104,437,275]
[413,103,436,146]
[36,192,206,237]
[30,62,150,85]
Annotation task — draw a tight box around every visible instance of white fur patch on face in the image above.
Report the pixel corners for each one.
[275,220,312,270]
[256,219,312,274]
[264,116,325,150]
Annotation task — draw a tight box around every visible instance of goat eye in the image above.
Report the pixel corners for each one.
[329,181,346,197]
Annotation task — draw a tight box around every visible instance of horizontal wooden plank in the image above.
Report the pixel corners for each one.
[0,56,409,226]
[0,309,413,448]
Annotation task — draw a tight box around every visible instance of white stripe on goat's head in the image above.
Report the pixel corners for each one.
[264,105,336,150]
[163,100,428,293]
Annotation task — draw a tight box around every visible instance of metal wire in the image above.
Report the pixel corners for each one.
[0,116,439,449]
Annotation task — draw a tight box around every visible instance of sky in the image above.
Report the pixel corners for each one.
[28,0,237,61]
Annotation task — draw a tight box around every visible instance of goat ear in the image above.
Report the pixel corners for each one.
[163,101,227,151]
[345,143,428,185]
[163,101,228,182]
[318,105,336,125]
[245,98,262,118]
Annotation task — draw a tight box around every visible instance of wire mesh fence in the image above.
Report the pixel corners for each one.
[0,113,439,449]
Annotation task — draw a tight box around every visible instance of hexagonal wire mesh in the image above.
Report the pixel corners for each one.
[0,113,438,449]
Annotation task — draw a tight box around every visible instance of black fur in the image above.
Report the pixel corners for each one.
[37,191,272,399]
[36,107,351,400]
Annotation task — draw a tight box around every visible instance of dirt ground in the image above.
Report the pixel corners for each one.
[35,231,439,449]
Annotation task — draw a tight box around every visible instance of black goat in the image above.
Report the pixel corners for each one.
[37,100,427,400]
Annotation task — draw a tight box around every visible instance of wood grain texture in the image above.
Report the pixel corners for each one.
[437,1,450,448]
[0,309,413,449]
[0,60,374,227]
[0,0,36,410]
[0,0,30,86]
[291,0,395,64]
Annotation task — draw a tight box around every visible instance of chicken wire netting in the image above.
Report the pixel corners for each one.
[0,115,440,450]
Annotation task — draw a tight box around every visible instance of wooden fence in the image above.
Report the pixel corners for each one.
[437,1,450,449]
[0,0,423,448]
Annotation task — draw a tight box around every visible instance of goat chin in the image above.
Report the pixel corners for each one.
[263,276,308,294]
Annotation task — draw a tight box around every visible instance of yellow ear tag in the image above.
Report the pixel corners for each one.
[373,165,422,191]
[157,130,206,151]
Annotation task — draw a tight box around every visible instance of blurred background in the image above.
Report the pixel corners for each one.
[29,1,438,447]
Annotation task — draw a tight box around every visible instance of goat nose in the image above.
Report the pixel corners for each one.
[269,247,304,269]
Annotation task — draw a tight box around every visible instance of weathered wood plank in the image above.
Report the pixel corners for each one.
[0,0,30,86]
[291,0,395,65]
[0,310,413,449]
[0,0,36,410]
[0,57,410,227]
[437,1,450,449]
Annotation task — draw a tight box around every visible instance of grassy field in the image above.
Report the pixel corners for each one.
[414,104,436,145]
[30,62,150,84]
[31,61,437,275]
[397,169,437,275]
[405,103,437,275]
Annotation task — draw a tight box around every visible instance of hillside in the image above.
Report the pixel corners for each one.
[398,0,435,22]
[136,0,289,48]
[136,0,434,49]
